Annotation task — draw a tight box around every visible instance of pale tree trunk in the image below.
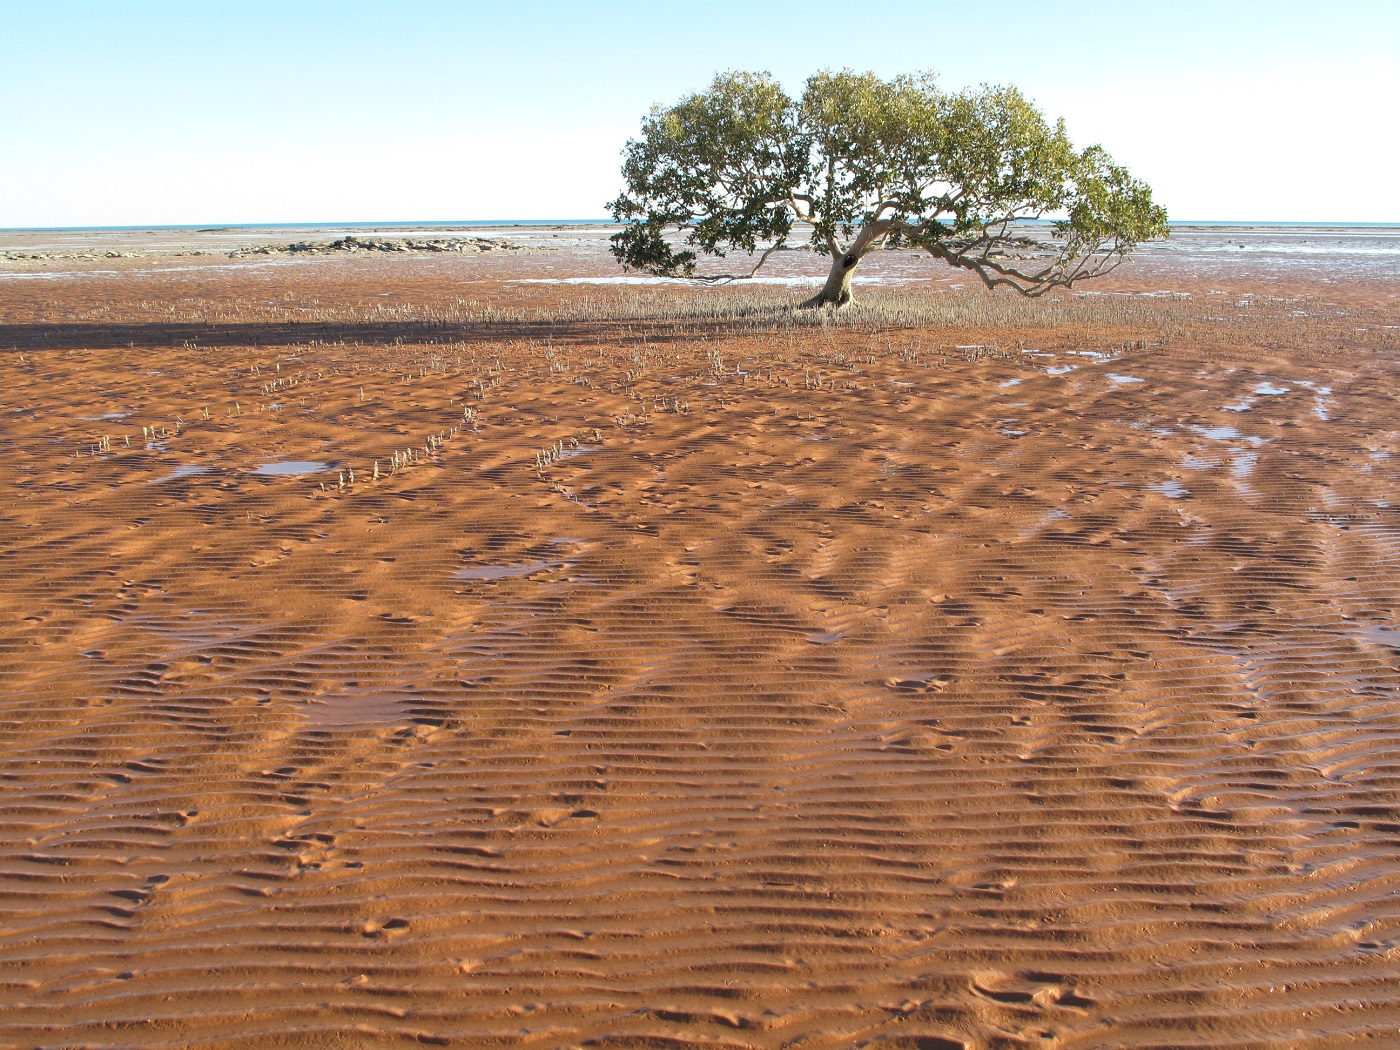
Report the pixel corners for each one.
[798,216,900,308]
[799,251,859,308]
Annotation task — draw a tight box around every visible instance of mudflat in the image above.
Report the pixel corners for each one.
[2,228,1399,1049]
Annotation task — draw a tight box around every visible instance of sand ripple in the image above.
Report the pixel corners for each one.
[3,273,1400,1048]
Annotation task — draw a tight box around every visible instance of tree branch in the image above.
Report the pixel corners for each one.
[924,237,1128,296]
[681,239,790,284]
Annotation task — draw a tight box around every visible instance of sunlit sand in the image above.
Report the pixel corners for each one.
[2,225,1399,1047]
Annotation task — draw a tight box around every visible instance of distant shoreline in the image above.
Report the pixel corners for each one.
[2,219,1398,234]
[0,220,620,234]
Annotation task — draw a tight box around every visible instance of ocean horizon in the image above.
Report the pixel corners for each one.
[2,218,1398,234]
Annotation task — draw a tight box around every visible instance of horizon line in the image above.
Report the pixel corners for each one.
[2,218,1398,233]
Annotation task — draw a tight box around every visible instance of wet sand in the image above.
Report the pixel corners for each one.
[2,237,1400,1048]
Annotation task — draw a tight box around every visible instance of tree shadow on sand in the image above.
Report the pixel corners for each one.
[0,319,616,352]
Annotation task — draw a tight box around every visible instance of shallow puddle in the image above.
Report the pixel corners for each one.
[1231,452,1260,478]
[254,460,329,475]
[153,465,212,483]
[298,693,408,727]
[1151,480,1190,499]
[1193,425,1241,440]
[1294,381,1335,420]
[454,559,561,580]
[1020,507,1070,539]
[1190,425,1269,445]
[1357,623,1400,650]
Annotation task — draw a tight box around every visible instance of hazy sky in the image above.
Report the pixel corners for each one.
[2,1,1396,226]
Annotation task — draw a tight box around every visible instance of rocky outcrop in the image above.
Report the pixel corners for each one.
[231,236,537,257]
[0,249,151,260]
[0,237,550,262]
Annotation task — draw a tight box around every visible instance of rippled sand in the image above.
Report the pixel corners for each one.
[2,242,1399,1048]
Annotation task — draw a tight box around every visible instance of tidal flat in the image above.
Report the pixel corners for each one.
[2,225,1399,1048]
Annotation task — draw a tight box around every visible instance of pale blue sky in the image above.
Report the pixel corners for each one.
[2,1,1396,226]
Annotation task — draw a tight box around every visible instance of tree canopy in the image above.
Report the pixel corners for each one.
[609,70,1168,306]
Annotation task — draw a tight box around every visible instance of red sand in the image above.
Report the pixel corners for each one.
[2,244,1399,1049]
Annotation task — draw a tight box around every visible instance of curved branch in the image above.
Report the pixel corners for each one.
[925,237,1128,297]
[682,240,790,284]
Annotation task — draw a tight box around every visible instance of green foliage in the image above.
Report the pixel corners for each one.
[611,72,804,276]
[609,70,1168,296]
